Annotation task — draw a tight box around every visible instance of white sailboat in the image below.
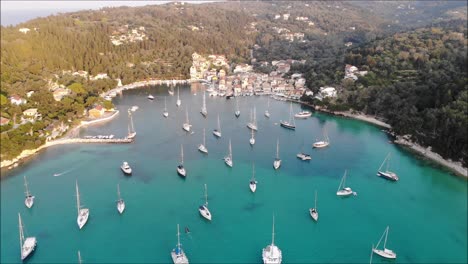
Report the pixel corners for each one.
[249,128,255,145]
[198,184,212,221]
[198,128,208,154]
[182,108,192,132]
[372,226,397,259]
[18,213,37,261]
[313,128,329,148]
[163,97,169,118]
[377,153,399,181]
[75,180,90,229]
[116,184,125,214]
[200,91,207,117]
[294,110,312,118]
[171,224,189,264]
[309,190,318,221]
[336,170,356,197]
[265,97,270,118]
[177,144,186,177]
[235,97,240,118]
[23,176,35,208]
[168,88,174,96]
[127,110,136,139]
[273,139,281,170]
[224,139,233,167]
[247,106,258,131]
[297,142,311,161]
[249,163,257,193]
[213,114,222,138]
[262,215,282,264]
[280,102,295,130]
[176,87,181,107]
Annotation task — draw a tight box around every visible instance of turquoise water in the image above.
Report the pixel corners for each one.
[1,84,467,263]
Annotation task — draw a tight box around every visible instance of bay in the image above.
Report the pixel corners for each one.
[1,84,466,263]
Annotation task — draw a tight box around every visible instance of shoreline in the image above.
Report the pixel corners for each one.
[308,104,467,178]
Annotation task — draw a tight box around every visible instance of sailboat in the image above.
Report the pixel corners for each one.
[273,139,281,170]
[176,87,181,107]
[198,184,212,221]
[224,139,233,167]
[182,108,192,132]
[163,97,169,118]
[168,88,174,96]
[262,215,282,264]
[171,224,189,264]
[336,170,355,197]
[313,128,330,148]
[280,102,295,130]
[78,250,83,264]
[198,128,208,154]
[213,114,222,138]
[249,163,257,193]
[249,128,255,145]
[75,180,90,229]
[372,226,397,259]
[127,110,136,139]
[309,190,318,221]
[147,94,154,100]
[200,91,207,117]
[23,176,35,208]
[177,144,186,177]
[377,153,399,181]
[297,142,311,161]
[265,97,270,118]
[235,97,240,118]
[116,184,125,214]
[247,106,258,131]
[18,213,37,261]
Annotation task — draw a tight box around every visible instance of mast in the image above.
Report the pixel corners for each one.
[185,108,189,125]
[383,226,389,249]
[78,251,82,264]
[386,154,390,172]
[24,176,30,197]
[276,139,279,159]
[204,184,208,206]
[229,139,232,159]
[378,153,389,171]
[217,115,221,131]
[177,87,180,100]
[180,145,184,165]
[271,215,275,246]
[314,190,317,209]
[203,91,206,109]
[251,128,254,140]
[252,163,255,181]
[117,184,121,201]
[203,128,206,146]
[253,106,257,126]
[164,97,167,111]
[236,97,239,111]
[18,213,24,254]
[338,170,347,191]
[76,180,81,215]
[176,224,181,252]
[370,244,374,264]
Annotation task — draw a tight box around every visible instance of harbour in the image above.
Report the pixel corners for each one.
[1,84,466,263]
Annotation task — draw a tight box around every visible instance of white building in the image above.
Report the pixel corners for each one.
[19,28,30,34]
[319,87,337,98]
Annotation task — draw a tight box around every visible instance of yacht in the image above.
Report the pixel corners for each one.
[296,152,311,161]
[116,184,125,214]
[313,128,330,148]
[198,184,212,221]
[249,129,255,146]
[121,161,132,175]
[198,128,208,154]
[247,107,258,131]
[377,153,399,181]
[280,102,295,130]
[163,97,169,118]
[18,213,37,261]
[182,108,192,132]
[23,176,35,208]
[294,111,312,118]
[176,87,181,107]
[273,139,281,170]
[372,226,397,259]
[224,139,233,167]
[76,180,90,229]
[177,145,186,177]
[309,190,318,222]
[336,170,355,197]
[249,163,257,193]
[213,114,222,138]
[171,224,189,264]
[148,94,155,100]
[262,215,282,264]
[200,91,207,117]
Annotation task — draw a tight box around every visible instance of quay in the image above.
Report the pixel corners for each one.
[55,138,134,144]
[101,79,190,99]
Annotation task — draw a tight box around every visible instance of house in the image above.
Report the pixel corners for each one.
[53,88,71,101]
[319,87,337,98]
[23,108,39,119]
[274,14,281,19]
[90,73,108,81]
[19,28,30,34]
[88,105,105,119]
[0,117,10,126]
[283,14,290,20]
[26,91,35,98]
[233,64,253,73]
[72,70,88,78]
[10,95,26,105]
[295,16,308,21]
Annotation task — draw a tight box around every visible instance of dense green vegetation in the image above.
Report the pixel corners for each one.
[0,1,466,167]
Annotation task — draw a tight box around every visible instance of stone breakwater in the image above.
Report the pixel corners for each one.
[101,79,190,98]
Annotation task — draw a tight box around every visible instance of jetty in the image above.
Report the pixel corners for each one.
[101,79,190,99]
[53,137,133,144]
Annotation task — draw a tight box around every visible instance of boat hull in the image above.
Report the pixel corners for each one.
[198,145,208,154]
[309,209,318,221]
[250,138,255,145]
[262,245,282,264]
[163,112,169,118]
[313,141,329,148]
[21,237,37,261]
[247,123,258,131]
[373,248,397,259]
[199,206,212,221]
[182,124,191,132]
[25,196,35,208]
[235,111,240,118]
[250,181,257,193]
[265,111,270,118]
[177,167,186,177]
[336,189,353,196]
[200,110,207,117]
[117,201,125,214]
[273,160,281,170]
[377,171,399,181]
[77,208,89,229]
[171,250,189,264]
[176,100,181,107]
[213,130,222,138]
[280,122,295,130]
[224,157,233,167]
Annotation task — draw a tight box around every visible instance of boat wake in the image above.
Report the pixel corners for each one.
[53,168,75,177]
